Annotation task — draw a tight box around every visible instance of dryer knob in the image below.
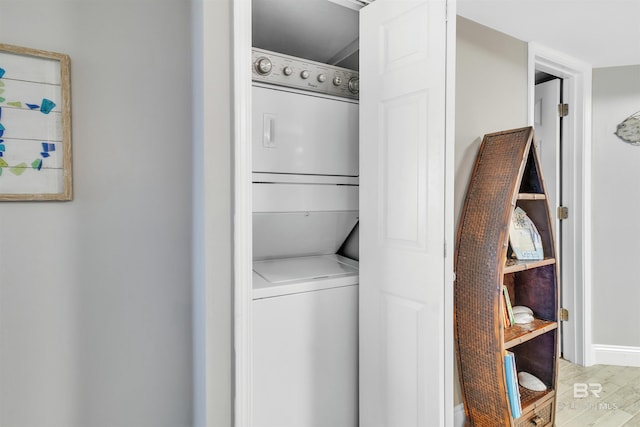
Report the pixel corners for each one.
[317,74,327,83]
[333,76,343,86]
[348,77,360,94]
[283,66,293,76]
[255,57,272,75]
[300,70,310,79]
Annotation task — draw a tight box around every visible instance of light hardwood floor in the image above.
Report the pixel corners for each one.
[556,358,640,426]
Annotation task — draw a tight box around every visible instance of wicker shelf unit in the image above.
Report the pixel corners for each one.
[454,127,559,427]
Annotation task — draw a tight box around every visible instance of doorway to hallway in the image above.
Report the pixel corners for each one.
[529,42,593,367]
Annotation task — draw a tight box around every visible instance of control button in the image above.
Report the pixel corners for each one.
[300,70,310,79]
[255,57,272,75]
[333,76,343,86]
[317,74,326,83]
[348,77,359,94]
[282,66,293,76]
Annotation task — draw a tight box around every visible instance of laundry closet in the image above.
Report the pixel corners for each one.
[239,0,454,425]
[250,0,362,426]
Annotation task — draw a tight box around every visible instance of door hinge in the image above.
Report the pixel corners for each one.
[557,206,569,220]
[558,103,569,117]
[560,308,569,321]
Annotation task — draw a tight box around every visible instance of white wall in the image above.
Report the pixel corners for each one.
[0,1,194,426]
[592,65,640,349]
[455,16,528,407]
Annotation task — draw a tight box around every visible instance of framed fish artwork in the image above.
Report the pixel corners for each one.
[615,111,640,145]
[0,44,72,201]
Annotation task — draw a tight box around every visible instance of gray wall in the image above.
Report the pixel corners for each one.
[455,16,529,406]
[592,65,640,347]
[455,16,529,222]
[0,1,194,426]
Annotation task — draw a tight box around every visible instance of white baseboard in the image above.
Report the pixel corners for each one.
[592,344,640,367]
[454,403,465,427]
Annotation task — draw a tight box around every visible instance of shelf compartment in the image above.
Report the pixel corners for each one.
[504,319,557,349]
[503,264,558,322]
[514,199,555,259]
[511,331,557,400]
[504,257,555,273]
[518,148,544,194]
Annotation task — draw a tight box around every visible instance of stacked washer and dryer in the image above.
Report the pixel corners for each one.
[251,48,360,427]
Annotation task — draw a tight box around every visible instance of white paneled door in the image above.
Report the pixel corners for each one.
[359,0,451,426]
[535,78,577,363]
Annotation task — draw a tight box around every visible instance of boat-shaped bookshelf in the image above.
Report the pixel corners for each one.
[454,127,559,426]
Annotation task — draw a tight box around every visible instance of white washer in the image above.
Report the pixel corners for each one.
[252,211,359,427]
[252,255,358,427]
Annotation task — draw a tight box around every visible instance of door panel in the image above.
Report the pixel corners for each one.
[381,91,428,249]
[360,0,448,425]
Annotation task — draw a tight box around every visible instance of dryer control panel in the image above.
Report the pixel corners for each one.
[252,48,359,100]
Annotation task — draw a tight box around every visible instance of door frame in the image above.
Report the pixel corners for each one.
[232,0,254,425]
[444,2,456,424]
[527,42,593,366]
[232,0,455,425]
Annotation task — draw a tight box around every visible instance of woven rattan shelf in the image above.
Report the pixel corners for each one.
[454,127,559,426]
[503,319,557,349]
[504,257,555,274]
[517,193,547,201]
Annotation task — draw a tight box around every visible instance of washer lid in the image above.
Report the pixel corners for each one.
[253,254,358,284]
[253,211,358,260]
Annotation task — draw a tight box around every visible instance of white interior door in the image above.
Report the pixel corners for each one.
[359,0,450,425]
[534,78,576,362]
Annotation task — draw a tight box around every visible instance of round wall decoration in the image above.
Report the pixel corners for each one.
[615,111,640,145]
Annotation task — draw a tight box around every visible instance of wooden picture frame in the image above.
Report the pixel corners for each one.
[0,43,72,201]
